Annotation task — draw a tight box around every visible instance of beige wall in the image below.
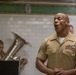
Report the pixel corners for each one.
[0,14,55,75]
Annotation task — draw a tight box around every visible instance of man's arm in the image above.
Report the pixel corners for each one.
[65,69,76,75]
[36,57,55,75]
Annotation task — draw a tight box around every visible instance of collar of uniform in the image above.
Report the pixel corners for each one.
[49,32,74,42]
[64,32,74,42]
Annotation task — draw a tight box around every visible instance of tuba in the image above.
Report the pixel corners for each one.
[2,32,30,71]
[2,32,30,60]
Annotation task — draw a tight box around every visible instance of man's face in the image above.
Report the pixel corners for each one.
[0,44,3,54]
[54,13,68,33]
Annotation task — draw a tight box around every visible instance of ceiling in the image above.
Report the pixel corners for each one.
[0,0,76,3]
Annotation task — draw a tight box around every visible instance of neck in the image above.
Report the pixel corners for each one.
[57,30,69,37]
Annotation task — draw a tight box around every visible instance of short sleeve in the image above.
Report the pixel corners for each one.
[37,41,47,61]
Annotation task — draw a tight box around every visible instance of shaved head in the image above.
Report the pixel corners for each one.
[55,13,69,22]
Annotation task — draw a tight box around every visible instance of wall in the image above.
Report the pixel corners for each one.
[0,14,76,75]
[1,4,76,15]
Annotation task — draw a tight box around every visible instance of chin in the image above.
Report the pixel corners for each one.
[55,30,60,32]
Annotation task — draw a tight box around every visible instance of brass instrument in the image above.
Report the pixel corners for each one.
[2,32,30,71]
[12,56,28,72]
[2,32,30,60]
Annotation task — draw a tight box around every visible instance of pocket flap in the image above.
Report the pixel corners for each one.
[46,49,56,55]
[63,49,75,56]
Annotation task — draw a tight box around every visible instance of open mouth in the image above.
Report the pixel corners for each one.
[55,25,59,29]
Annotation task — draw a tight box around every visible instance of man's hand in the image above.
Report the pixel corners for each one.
[54,68,67,75]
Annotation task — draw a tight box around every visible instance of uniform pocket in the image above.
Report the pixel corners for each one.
[63,49,75,57]
[46,49,56,55]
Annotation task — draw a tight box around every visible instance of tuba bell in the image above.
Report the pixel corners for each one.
[2,32,30,60]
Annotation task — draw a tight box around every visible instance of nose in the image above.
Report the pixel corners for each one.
[54,19,58,23]
[54,19,59,25]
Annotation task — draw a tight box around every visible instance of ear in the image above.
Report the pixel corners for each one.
[66,20,70,25]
